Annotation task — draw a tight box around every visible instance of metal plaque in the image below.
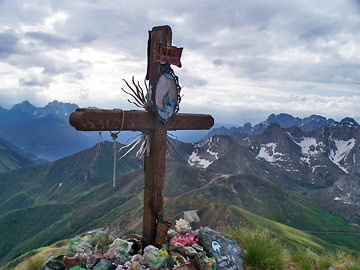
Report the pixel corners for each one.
[153,42,183,68]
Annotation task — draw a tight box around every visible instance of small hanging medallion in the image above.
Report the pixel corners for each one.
[152,63,181,123]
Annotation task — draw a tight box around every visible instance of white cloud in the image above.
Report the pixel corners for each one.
[0,0,360,125]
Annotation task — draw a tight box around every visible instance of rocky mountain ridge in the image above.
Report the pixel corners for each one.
[206,113,336,138]
[0,100,347,161]
[1,140,359,266]
[186,117,360,225]
[5,100,78,119]
[0,100,120,160]
[0,100,208,160]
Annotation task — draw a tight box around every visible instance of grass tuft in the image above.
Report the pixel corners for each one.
[24,255,46,270]
[289,248,318,270]
[230,227,284,270]
[288,248,360,270]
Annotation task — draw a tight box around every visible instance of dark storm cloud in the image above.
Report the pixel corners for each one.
[42,59,91,76]
[25,31,70,48]
[19,76,52,87]
[158,0,360,88]
[1,0,360,123]
[0,31,20,59]
[213,59,224,66]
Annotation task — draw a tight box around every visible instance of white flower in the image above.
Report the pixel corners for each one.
[175,219,191,234]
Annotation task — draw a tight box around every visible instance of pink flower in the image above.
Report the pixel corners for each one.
[171,234,198,247]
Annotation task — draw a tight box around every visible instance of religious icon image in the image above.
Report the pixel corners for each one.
[154,71,179,122]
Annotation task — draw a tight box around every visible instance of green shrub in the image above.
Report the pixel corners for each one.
[230,227,284,270]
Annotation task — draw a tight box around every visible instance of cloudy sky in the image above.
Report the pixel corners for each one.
[1,0,360,125]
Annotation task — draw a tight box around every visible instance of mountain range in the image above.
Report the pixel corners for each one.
[1,102,360,268]
[0,100,346,162]
[188,117,360,225]
[0,100,212,161]
[206,113,336,138]
[0,100,100,161]
[1,140,359,267]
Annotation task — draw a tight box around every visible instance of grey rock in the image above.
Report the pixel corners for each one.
[94,259,113,270]
[143,245,167,269]
[198,227,243,270]
[40,255,65,270]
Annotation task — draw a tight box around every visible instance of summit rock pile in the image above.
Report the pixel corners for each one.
[39,220,243,270]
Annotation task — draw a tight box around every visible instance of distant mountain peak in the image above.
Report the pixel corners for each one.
[20,100,32,105]
[339,117,359,126]
[266,113,296,123]
[8,100,79,119]
[206,113,336,139]
[39,100,78,118]
[45,100,77,107]
[262,122,285,136]
[16,100,32,106]
[11,100,37,114]
[267,122,282,130]
[288,125,304,137]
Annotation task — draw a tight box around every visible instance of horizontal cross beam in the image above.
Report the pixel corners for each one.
[69,109,214,131]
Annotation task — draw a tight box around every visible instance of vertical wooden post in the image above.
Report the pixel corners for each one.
[143,26,172,246]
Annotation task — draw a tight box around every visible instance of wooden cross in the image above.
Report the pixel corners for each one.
[69,26,214,246]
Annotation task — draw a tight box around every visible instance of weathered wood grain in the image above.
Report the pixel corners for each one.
[143,25,171,247]
[69,109,214,131]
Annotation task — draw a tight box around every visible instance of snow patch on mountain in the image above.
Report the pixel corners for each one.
[293,137,324,165]
[312,165,326,173]
[188,137,219,169]
[329,138,356,173]
[297,137,318,154]
[207,148,218,159]
[333,192,352,204]
[257,143,286,163]
[188,151,213,169]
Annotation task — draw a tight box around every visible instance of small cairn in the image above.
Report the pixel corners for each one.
[39,219,243,270]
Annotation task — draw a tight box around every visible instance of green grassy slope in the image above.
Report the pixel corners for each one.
[4,239,70,270]
[1,155,360,266]
[0,142,142,265]
[0,141,140,215]
[230,205,337,252]
[0,204,72,262]
[312,233,360,252]
[0,137,44,173]
[164,172,358,232]
[0,166,146,265]
[3,205,354,270]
